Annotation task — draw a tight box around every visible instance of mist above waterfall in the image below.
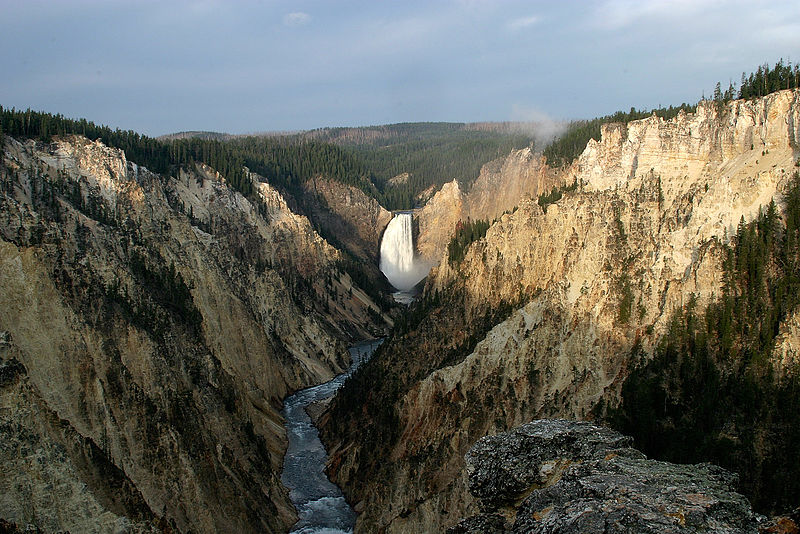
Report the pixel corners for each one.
[380,213,431,291]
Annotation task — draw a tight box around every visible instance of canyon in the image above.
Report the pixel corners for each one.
[322,89,800,533]
[1,88,799,534]
[0,134,390,532]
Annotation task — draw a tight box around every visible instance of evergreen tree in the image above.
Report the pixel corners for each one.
[542,103,695,167]
[610,172,800,514]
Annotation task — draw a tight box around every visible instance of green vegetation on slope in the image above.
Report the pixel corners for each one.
[0,110,539,213]
[0,107,377,203]
[447,218,491,266]
[610,173,800,514]
[0,106,393,308]
[544,58,799,169]
[738,58,800,100]
[306,122,536,210]
[537,179,578,212]
[226,136,378,200]
[325,286,523,484]
[542,104,696,168]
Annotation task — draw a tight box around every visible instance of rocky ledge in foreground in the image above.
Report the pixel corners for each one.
[450,419,782,534]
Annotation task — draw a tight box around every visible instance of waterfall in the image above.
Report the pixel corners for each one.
[380,213,429,292]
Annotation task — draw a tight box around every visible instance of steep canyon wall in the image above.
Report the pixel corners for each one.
[0,135,389,533]
[322,90,800,533]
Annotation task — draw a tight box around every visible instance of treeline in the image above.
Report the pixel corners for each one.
[0,106,377,202]
[0,106,254,194]
[447,218,491,265]
[305,122,472,145]
[0,106,392,308]
[610,172,800,514]
[707,58,800,105]
[544,58,800,169]
[0,109,537,212]
[738,58,800,100]
[0,106,176,171]
[308,123,535,210]
[542,103,696,168]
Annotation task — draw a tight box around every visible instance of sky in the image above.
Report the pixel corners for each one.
[1,0,799,136]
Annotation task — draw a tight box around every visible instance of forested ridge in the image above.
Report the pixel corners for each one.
[542,104,697,168]
[304,122,536,210]
[0,106,377,203]
[0,110,538,213]
[542,58,799,169]
[610,172,800,514]
[738,58,800,100]
[0,106,392,307]
[5,59,796,213]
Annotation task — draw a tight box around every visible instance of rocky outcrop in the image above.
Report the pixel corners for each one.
[0,134,389,533]
[388,172,410,186]
[415,148,562,263]
[452,420,765,534]
[323,90,800,533]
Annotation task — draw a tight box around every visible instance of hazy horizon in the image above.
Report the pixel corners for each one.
[2,0,799,137]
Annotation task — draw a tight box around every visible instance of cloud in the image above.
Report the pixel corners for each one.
[756,22,800,48]
[591,0,722,30]
[507,15,540,30]
[283,11,310,27]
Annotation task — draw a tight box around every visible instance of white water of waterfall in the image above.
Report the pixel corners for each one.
[379,213,430,294]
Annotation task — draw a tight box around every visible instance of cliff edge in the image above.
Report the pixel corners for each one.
[452,420,766,534]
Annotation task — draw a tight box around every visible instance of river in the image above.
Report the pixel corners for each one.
[280,339,382,534]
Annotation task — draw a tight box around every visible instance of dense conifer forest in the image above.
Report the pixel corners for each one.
[304,122,536,210]
[610,173,800,514]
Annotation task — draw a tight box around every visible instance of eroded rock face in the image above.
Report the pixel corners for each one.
[302,176,392,262]
[415,148,562,263]
[323,90,800,534]
[466,148,560,224]
[452,420,764,534]
[416,180,465,262]
[0,349,157,534]
[0,134,389,532]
